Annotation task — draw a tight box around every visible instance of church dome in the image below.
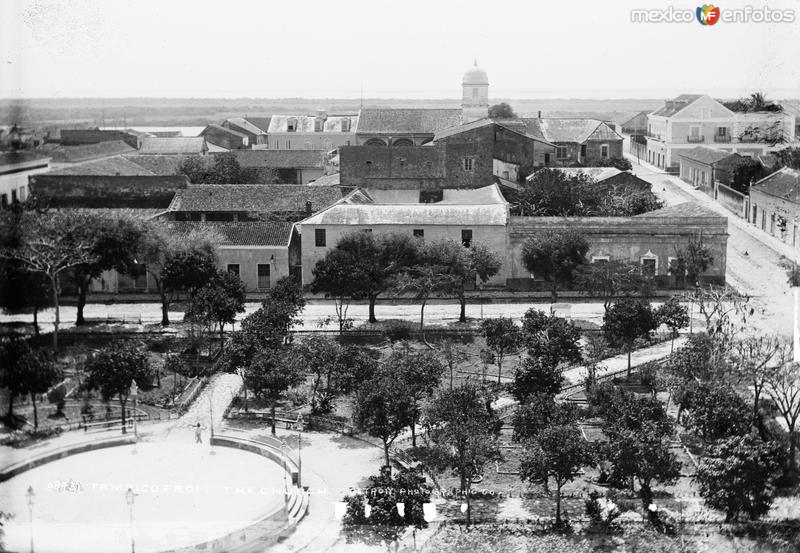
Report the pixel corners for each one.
[462,61,488,85]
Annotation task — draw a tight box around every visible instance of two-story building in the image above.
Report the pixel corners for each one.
[749,168,800,247]
[646,94,796,171]
[267,111,358,151]
[519,117,623,166]
[0,151,51,207]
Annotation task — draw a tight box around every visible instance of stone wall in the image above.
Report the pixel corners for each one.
[507,214,728,289]
[339,145,447,189]
[29,174,189,208]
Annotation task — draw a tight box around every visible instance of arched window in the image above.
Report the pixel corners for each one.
[364,138,387,147]
[392,138,414,147]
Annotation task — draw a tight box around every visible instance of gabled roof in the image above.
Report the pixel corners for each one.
[518,118,621,144]
[231,149,327,168]
[38,140,135,163]
[245,117,272,133]
[650,94,704,117]
[268,114,358,133]
[49,155,155,176]
[299,183,508,226]
[621,111,651,126]
[751,168,800,204]
[168,221,294,247]
[167,184,355,213]
[678,147,736,166]
[202,124,248,140]
[433,118,554,145]
[225,118,268,136]
[357,108,462,135]
[140,137,207,155]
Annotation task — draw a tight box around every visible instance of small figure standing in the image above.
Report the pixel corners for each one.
[194,423,203,444]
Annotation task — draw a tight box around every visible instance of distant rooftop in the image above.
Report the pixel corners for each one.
[167,184,355,213]
[751,168,800,204]
[357,108,462,135]
[168,221,294,247]
[139,137,208,155]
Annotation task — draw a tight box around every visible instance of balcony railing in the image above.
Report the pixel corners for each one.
[713,135,732,143]
[644,132,663,140]
[686,135,705,143]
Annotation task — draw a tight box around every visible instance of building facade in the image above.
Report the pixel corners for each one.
[749,168,800,247]
[646,94,796,170]
[267,112,358,151]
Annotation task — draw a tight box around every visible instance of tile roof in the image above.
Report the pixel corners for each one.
[650,94,704,117]
[139,137,207,155]
[167,184,355,213]
[167,221,294,247]
[124,154,190,176]
[268,114,358,133]
[299,184,508,226]
[202,124,248,140]
[309,173,340,186]
[751,168,800,204]
[678,147,736,165]
[38,140,135,163]
[224,118,268,136]
[49,155,155,176]
[519,118,621,144]
[245,117,272,133]
[634,201,724,219]
[65,208,166,221]
[356,108,462,135]
[433,118,553,145]
[0,150,51,168]
[231,149,327,168]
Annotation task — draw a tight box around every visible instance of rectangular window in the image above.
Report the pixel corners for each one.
[717,127,728,137]
[641,257,657,278]
[556,146,568,159]
[544,153,551,165]
[11,190,17,203]
[227,264,240,276]
[315,228,327,247]
[461,229,473,248]
[257,264,271,289]
[463,157,474,171]
[1,194,7,208]
[591,256,610,263]
[601,144,609,158]
[413,229,424,239]
[580,144,587,157]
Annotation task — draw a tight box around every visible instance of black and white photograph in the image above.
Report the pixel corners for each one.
[1,1,799,551]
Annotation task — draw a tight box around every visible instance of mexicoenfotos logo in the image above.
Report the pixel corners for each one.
[696,4,721,25]
[631,4,796,24]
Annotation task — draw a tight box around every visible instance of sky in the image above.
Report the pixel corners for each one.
[1,0,799,99]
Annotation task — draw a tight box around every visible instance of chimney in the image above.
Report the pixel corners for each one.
[305,201,312,216]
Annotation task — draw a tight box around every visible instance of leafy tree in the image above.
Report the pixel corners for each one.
[425,384,501,526]
[728,335,782,428]
[521,309,582,368]
[438,337,469,389]
[341,467,431,549]
[519,423,593,526]
[722,92,783,113]
[309,248,366,333]
[765,360,800,477]
[354,367,415,467]
[682,384,751,441]
[0,339,60,428]
[521,230,588,299]
[512,357,564,402]
[695,435,784,521]
[481,317,522,384]
[575,261,651,313]
[0,210,99,348]
[512,393,576,443]
[671,236,714,289]
[603,298,658,378]
[185,270,246,349]
[393,259,456,334]
[0,261,52,336]
[178,152,263,184]
[70,214,144,325]
[774,147,800,170]
[244,348,304,435]
[727,157,767,194]
[138,220,219,326]
[391,349,444,446]
[334,231,419,323]
[603,423,680,510]
[594,157,633,171]
[85,341,152,433]
[656,297,689,353]
[488,102,516,119]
